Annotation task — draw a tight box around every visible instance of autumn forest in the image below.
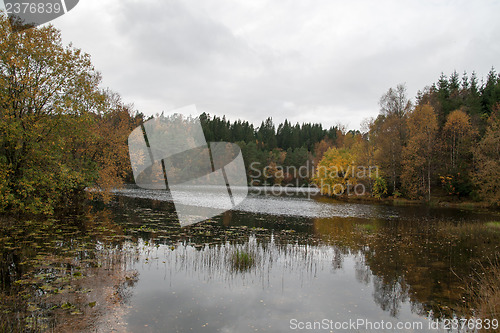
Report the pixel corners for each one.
[1,14,500,217]
[0,14,500,214]
[2,8,500,333]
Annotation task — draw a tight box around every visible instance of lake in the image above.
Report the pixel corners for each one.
[1,187,499,332]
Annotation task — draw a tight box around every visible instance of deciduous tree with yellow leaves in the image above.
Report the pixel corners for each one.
[473,106,500,206]
[401,104,438,200]
[313,147,357,196]
[442,109,476,171]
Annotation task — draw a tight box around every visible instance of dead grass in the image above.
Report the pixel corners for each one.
[468,255,500,329]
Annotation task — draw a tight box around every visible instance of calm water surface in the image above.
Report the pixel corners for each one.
[107,188,499,332]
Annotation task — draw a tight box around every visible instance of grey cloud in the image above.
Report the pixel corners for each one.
[52,0,500,129]
[115,1,252,67]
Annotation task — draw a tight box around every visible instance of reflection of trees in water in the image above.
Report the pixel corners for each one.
[331,247,346,270]
[354,255,371,285]
[96,199,500,321]
[372,275,408,317]
[313,217,500,319]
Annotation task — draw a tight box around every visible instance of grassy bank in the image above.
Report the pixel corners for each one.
[316,193,497,210]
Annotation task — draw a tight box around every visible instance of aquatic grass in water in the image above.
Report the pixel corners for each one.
[231,249,255,271]
[436,221,500,240]
[468,255,500,321]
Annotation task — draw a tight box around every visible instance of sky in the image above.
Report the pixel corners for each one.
[4,0,500,130]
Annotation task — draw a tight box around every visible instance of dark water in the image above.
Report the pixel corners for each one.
[1,189,499,332]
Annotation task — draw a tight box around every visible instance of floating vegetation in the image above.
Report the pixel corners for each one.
[0,214,137,332]
[357,223,376,233]
[486,221,500,229]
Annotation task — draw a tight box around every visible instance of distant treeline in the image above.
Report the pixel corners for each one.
[200,114,340,151]
[196,113,349,186]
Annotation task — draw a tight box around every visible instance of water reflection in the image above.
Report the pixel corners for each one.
[125,241,426,332]
[1,192,499,332]
[107,193,499,332]
[314,216,500,319]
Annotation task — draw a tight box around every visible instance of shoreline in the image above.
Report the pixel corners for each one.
[314,193,498,211]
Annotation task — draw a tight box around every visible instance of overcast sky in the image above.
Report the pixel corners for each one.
[6,0,500,129]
